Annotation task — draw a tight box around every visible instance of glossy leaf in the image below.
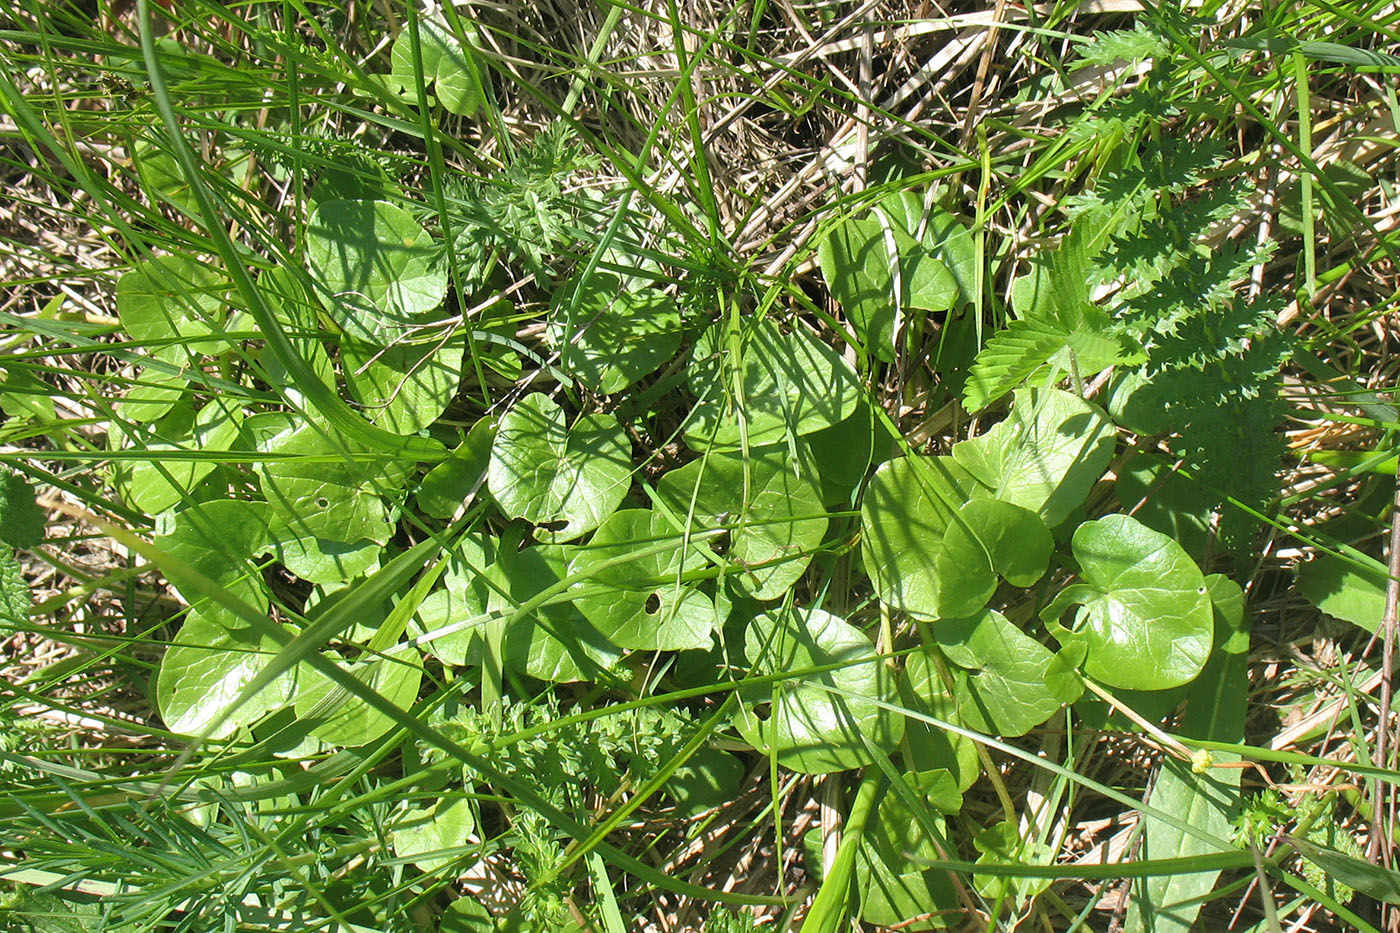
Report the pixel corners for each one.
[952,387,1115,528]
[391,796,476,872]
[734,607,902,773]
[305,199,446,344]
[126,396,243,514]
[487,393,631,542]
[341,330,463,435]
[152,499,272,627]
[571,509,716,651]
[292,646,424,747]
[411,533,495,666]
[1044,514,1213,691]
[417,417,494,519]
[685,319,863,449]
[156,612,295,738]
[655,447,827,600]
[387,18,482,117]
[856,781,958,930]
[1296,545,1388,634]
[493,544,621,683]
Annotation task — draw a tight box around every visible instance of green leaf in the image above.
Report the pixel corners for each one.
[126,396,243,514]
[666,746,745,816]
[118,366,186,423]
[571,509,717,651]
[685,319,864,450]
[1114,454,1213,561]
[341,329,463,435]
[860,457,1048,619]
[257,421,406,547]
[487,393,632,542]
[1296,545,1388,634]
[1044,514,1213,691]
[305,199,447,344]
[0,467,44,548]
[153,499,272,627]
[156,612,295,738]
[855,782,958,930]
[292,645,424,747]
[390,796,477,872]
[951,387,1115,528]
[387,18,483,117]
[494,544,622,682]
[915,610,1081,737]
[0,547,30,628]
[1127,574,1248,933]
[417,417,494,519]
[802,398,886,502]
[411,532,495,666]
[655,447,827,600]
[116,254,225,344]
[734,607,903,773]
[549,271,683,394]
[973,820,1054,901]
[265,533,383,585]
[1288,836,1400,904]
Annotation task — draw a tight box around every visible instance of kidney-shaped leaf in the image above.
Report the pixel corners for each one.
[488,393,632,542]
[494,544,622,683]
[411,533,495,666]
[734,607,903,773]
[388,19,482,117]
[341,329,463,435]
[391,796,477,872]
[157,612,295,738]
[153,499,273,627]
[1043,514,1213,691]
[306,199,446,344]
[655,447,827,600]
[952,387,1114,528]
[292,646,423,748]
[117,254,225,344]
[685,319,863,450]
[570,509,716,651]
[550,271,683,394]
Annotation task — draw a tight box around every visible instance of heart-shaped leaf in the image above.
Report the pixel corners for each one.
[153,499,273,627]
[570,509,716,651]
[487,393,631,542]
[493,544,621,683]
[387,19,482,117]
[952,387,1115,528]
[685,319,864,450]
[417,417,494,519]
[411,533,495,666]
[117,254,225,344]
[1043,514,1213,691]
[912,610,1081,737]
[549,271,683,394]
[855,780,959,930]
[291,645,423,747]
[265,533,383,585]
[734,607,902,773]
[341,329,463,435]
[391,796,477,872]
[655,447,827,600]
[305,199,446,344]
[156,612,295,738]
[126,396,243,514]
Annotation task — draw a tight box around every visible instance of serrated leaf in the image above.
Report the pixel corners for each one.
[685,319,863,449]
[655,446,827,600]
[570,509,717,651]
[734,606,903,773]
[549,271,683,394]
[305,199,446,344]
[487,393,632,542]
[1044,514,1213,690]
[156,612,295,737]
[0,467,45,549]
[0,547,30,628]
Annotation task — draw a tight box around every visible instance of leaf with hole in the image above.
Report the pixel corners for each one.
[305,199,446,345]
[685,318,863,450]
[734,607,902,773]
[1042,514,1213,691]
[488,393,632,542]
[655,446,827,600]
[570,509,717,651]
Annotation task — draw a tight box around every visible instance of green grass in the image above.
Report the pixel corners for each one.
[2,0,1400,930]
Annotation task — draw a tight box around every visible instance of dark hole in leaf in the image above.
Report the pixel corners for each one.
[752,703,771,721]
[539,519,568,533]
[314,496,330,510]
[645,593,661,614]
